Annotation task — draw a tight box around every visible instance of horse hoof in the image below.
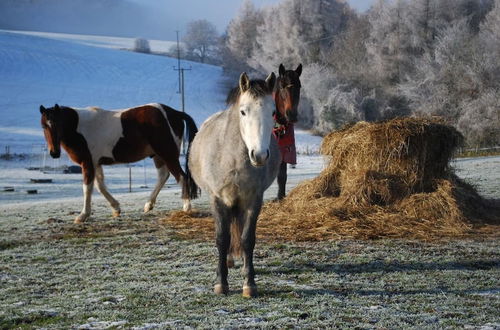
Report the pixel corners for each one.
[144,202,154,213]
[74,215,87,224]
[182,200,191,212]
[112,209,121,218]
[227,257,235,268]
[214,284,229,295]
[242,285,258,298]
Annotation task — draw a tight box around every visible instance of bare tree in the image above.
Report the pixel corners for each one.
[182,19,218,63]
[133,37,150,53]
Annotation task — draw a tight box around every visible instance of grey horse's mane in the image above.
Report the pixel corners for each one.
[225,79,270,106]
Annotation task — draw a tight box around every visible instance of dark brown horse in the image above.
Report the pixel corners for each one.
[273,63,302,200]
[39,103,199,223]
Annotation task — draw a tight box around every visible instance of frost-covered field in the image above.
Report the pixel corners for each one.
[0,30,499,328]
[0,30,176,53]
[0,155,498,328]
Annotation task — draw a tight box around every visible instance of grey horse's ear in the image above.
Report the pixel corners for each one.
[265,72,276,92]
[239,72,250,93]
[39,105,46,114]
[295,63,302,77]
[279,63,285,76]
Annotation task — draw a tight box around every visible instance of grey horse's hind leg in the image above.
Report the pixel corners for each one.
[241,196,263,297]
[277,161,287,200]
[212,196,231,295]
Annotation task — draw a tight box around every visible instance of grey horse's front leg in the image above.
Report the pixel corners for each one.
[277,161,287,200]
[212,197,231,295]
[241,196,263,297]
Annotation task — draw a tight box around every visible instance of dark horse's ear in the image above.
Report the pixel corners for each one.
[265,72,276,92]
[295,64,302,77]
[39,105,46,114]
[239,72,250,93]
[279,63,286,76]
[54,104,60,111]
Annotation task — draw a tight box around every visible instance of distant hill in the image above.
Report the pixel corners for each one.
[0,30,226,152]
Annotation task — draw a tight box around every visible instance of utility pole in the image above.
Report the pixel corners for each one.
[173,30,191,112]
[175,31,182,95]
[173,30,192,155]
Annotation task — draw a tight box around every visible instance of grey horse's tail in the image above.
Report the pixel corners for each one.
[230,217,244,258]
[179,112,200,200]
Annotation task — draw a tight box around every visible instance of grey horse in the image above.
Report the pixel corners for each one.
[189,72,280,297]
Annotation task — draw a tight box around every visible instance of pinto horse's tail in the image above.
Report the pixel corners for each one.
[179,112,200,200]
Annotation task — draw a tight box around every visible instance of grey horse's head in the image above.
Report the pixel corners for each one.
[234,72,276,167]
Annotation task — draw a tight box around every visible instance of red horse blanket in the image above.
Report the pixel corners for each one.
[273,122,297,164]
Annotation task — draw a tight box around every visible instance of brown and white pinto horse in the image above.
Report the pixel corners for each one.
[273,63,302,200]
[39,103,199,223]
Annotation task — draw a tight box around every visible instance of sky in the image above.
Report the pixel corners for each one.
[0,0,375,41]
[139,0,375,40]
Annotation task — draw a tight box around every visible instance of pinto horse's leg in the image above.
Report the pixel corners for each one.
[241,196,263,298]
[149,143,191,212]
[94,165,120,217]
[164,161,191,212]
[75,162,95,224]
[144,157,170,213]
[212,196,231,295]
[277,161,288,200]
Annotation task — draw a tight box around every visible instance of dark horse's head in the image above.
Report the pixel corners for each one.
[39,104,64,158]
[274,63,302,124]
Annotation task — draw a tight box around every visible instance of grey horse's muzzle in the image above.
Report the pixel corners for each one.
[250,149,270,167]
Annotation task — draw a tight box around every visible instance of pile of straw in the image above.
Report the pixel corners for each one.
[164,117,499,241]
[258,117,499,240]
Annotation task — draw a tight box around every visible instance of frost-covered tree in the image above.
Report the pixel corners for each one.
[399,19,478,119]
[460,0,500,147]
[478,0,500,81]
[301,63,365,132]
[366,0,415,84]
[328,15,371,88]
[225,0,263,72]
[249,0,352,73]
[222,0,499,144]
[182,19,218,63]
[399,10,499,147]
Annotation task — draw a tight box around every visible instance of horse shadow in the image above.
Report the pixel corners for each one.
[257,258,500,297]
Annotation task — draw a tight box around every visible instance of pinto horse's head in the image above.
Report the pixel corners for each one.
[274,63,302,124]
[236,72,276,167]
[39,104,63,158]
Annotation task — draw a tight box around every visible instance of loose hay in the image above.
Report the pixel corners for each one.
[163,117,499,241]
[161,210,214,241]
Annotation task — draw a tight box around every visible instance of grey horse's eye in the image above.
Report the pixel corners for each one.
[240,110,246,116]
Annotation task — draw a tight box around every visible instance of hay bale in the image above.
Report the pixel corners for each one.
[258,117,499,240]
[321,117,464,204]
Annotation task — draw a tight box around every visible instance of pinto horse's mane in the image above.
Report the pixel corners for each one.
[225,79,271,106]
